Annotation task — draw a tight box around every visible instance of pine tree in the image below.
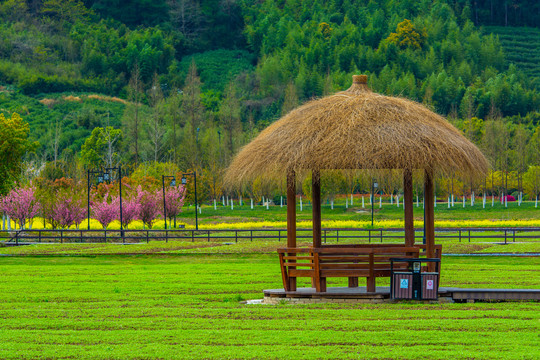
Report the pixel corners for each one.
[123,65,143,164]
[181,60,204,167]
[219,81,241,160]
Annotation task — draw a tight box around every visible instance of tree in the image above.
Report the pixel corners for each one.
[492,119,511,194]
[0,113,37,195]
[163,185,186,226]
[51,117,62,165]
[386,19,427,50]
[91,193,119,229]
[40,0,91,25]
[0,185,40,229]
[0,0,28,23]
[168,0,203,43]
[281,82,299,116]
[165,90,183,165]
[482,120,498,194]
[52,194,86,229]
[523,166,540,199]
[120,197,141,229]
[219,81,241,159]
[528,127,540,168]
[512,124,529,192]
[123,65,144,164]
[146,74,167,162]
[181,60,205,168]
[136,186,161,229]
[80,127,123,168]
[200,124,223,201]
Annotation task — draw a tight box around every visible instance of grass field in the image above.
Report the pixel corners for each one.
[0,255,539,359]
[0,239,540,256]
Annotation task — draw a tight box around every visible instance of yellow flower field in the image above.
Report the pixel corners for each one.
[2,218,538,231]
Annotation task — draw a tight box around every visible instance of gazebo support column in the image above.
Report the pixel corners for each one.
[312,170,325,292]
[312,170,322,248]
[424,170,436,271]
[287,169,297,291]
[404,169,414,246]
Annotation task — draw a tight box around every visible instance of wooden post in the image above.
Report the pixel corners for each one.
[312,169,322,248]
[404,168,414,246]
[287,170,297,248]
[425,170,435,271]
[286,169,297,291]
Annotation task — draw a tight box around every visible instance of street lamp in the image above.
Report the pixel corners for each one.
[162,175,176,229]
[104,166,123,237]
[371,179,378,227]
[87,166,123,235]
[182,171,198,230]
[87,169,104,230]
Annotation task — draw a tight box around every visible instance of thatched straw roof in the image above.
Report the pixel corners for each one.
[225,75,489,185]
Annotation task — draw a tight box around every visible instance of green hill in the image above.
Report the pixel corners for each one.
[484,26,540,89]
[0,0,538,174]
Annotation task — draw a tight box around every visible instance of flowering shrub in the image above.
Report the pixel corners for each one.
[136,186,161,229]
[163,185,186,224]
[53,196,87,229]
[121,197,141,229]
[0,185,40,229]
[91,193,119,229]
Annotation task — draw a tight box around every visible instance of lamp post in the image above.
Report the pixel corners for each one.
[182,171,198,230]
[87,169,105,230]
[371,179,378,227]
[196,127,200,166]
[162,175,176,229]
[104,166,123,237]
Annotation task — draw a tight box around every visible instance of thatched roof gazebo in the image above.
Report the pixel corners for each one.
[225,75,488,294]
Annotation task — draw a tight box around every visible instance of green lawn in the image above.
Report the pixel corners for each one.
[1,237,539,256]
[0,255,538,359]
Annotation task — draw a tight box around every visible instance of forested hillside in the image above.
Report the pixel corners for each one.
[0,0,539,199]
[484,26,540,88]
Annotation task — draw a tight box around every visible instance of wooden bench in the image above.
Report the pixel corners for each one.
[278,244,442,292]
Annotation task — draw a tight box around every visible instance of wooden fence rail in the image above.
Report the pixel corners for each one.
[2,227,540,246]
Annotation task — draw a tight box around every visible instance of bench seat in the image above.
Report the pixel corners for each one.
[278,244,441,292]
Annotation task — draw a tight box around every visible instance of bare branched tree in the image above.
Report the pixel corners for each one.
[168,0,203,42]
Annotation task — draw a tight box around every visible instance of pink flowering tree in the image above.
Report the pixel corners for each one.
[121,197,141,229]
[0,185,41,229]
[163,185,186,226]
[136,186,160,229]
[52,195,87,229]
[91,193,119,229]
[71,199,87,229]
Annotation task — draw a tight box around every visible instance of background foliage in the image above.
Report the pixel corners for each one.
[0,0,539,201]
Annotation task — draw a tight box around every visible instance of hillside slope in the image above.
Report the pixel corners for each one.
[484,26,540,89]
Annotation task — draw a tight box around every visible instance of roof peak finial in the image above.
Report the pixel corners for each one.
[353,75,367,84]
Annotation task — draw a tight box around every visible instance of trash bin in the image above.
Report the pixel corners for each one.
[390,258,440,300]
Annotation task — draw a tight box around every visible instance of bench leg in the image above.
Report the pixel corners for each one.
[320,277,326,292]
[288,277,296,292]
[366,277,376,292]
[348,277,358,288]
